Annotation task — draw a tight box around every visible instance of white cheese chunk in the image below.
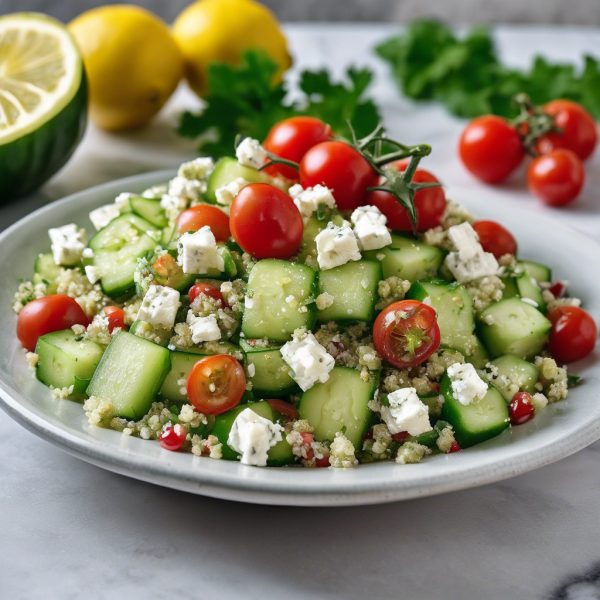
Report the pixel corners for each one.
[215,177,249,206]
[227,408,284,466]
[82,248,94,259]
[177,227,224,275]
[236,137,268,169]
[288,183,304,198]
[380,387,433,436]
[177,157,215,181]
[48,224,86,266]
[280,333,335,391]
[350,205,392,251]
[447,362,488,405]
[89,204,120,231]
[292,184,336,221]
[84,265,101,285]
[315,221,361,270]
[136,285,181,329]
[186,311,221,343]
[168,175,204,200]
[245,294,260,310]
[160,194,188,218]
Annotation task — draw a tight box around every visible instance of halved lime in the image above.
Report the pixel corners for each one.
[0,12,87,200]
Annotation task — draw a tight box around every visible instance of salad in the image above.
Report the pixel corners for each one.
[12,117,597,469]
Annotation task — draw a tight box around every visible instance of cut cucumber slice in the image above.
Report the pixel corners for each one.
[488,354,540,403]
[33,252,62,293]
[514,271,546,313]
[89,214,160,251]
[205,157,267,204]
[518,260,552,284]
[159,351,201,403]
[501,275,519,299]
[129,196,168,228]
[239,339,296,397]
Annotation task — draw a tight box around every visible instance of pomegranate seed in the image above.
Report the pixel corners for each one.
[392,431,410,443]
[314,455,331,468]
[158,424,187,451]
[362,428,374,442]
[509,392,535,425]
[549,281,566,298]
[448,440,461,453]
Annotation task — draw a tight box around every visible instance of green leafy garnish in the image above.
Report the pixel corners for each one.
[567,373,583,388]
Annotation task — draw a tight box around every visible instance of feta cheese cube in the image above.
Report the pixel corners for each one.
[48,224,86,266]
[351,205,392,251]
[186,311,221,343]
[136,285,181,329]
[177,157,215,181]
[215,177,249,206]
[82,248,94,259]
[280,333,335,391]
[245,294,260,310]
[445,222,499,284]
[177,227,224,274]
[89,204,120,231]
[227,408,284,466]
[168,176,204,200]
[114,192,134,211]
[288,183,304,198]
[380,387,433,436]
[292,185,336,221]
[315,221,361,270]
[84,265,101,285]
[447,362,488,405]
[236,137,268,169]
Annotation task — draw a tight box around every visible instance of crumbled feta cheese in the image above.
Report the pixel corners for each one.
[82,248,94,259]
[115,192,134,211]
[280,332,335,391]
[136,285,181,329]
[186,311,221,343]
[89,204,120,231]
[315,221,361,270]
[236,137,267,169]
[215,177,249,206]
[350,205,392,251]
[288,183,304,198]
[168,176,204,201]
[531,392,549,413]
[445,222,499,284]
[292,185,336,220]
[160,194,188,221]
[177,227,224,274]
[48,224,86,266]
[447,362,488,405]
[84,265,101,285]
[227,408,283,466]
[178,157,215,181]
[380,387,432,436]
[245,294,260,310]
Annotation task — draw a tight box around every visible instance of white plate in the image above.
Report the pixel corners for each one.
[1,171,599,506]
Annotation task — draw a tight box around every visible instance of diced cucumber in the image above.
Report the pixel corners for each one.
[298,367,379,448]
[514,271,546,313]
[129,196,168,228]
[35,329,105,396]
[518,260,552,284]
[89,214,160,251]
[33,252,62,293]
[501,276,519,299]
[298,215,328,265]
[477,298,552,360]
[87,331,171,420]
[205,157,267,204]
[182,341,242,356]
[242,259,317,342]
[161,221,177,246]
[488,354,540,403]
[165,245,237,281]
[239,339,296,397]
[317,260,382,324]
[440,372,509,448]
[159,351,201,403]
[364,234,444,282]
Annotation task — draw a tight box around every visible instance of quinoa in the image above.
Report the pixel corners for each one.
[375,276,411,311]
[329,432,358,468]
[466,275,505,312]
[220,279,245,313]
[123,297,143,326]
[55,267,109,318]
[85,312,113,345]
[396,441,429,464]
[315,292,334,310]
[83,395,114,426]
[441,199,476,228]
[541,288,582,314]
[25,352,39,368]
[12,280,47,314]
[50,385,74,399]
[435,425,455,453]
[421,226,451,251]
[535,356,569,402]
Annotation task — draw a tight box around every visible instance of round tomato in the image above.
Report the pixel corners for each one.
[373,300,441,369]
[537,100,597,161]
[547,306,597,363]
[263,116,332,180]
[509,392,535,425]
[299,141,376,211]
[472,220,517,258]
[527,148,585,207]
[368,160,446,231]
[158,424,187,452]
[177,204,230,241]
[230,183,303,259]
[266,399,298,421]
[103,306,126,333]
[17,295,89,351]
[459,115,525,183]
[189,283,227,307]
[187,354,246,415]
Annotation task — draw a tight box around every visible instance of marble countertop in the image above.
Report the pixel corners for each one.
[2,24,600,600]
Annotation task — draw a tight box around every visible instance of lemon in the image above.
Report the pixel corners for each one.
[68,5,183,131]
[0,12,86,200]
[173,0,292,97]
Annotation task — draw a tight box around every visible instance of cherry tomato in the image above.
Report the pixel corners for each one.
[177,205,230,241]
[448,440,462,453]
[392,431,410,444]
[152,254,188,290]
[158,424,187,451]
[472,220,517,258]
[368,160,446,231]
[103,306,126,333]
[266,399,299,421]
[509,392,535,425]
[548,306,597,363]
[17,295,89,352]
[187,354,246,415]
[373,300,441,369]
[299,141,376,211]
[189,283,227,307]
[230,183,303,259]
[537,100,597,161]
[263,116,332,180]
[527,148,585,207]
[314,455,331,468]
[459,115,525,183]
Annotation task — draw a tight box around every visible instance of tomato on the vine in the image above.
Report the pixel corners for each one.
[189,283,227,307]
[103,306,126,333]
[547,306,597,363]
[373,300,441,369]
[472,220,517,258]
[177,204,230,241]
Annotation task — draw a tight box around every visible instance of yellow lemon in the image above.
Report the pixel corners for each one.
[173,0,292,97]
[68,5,184,130]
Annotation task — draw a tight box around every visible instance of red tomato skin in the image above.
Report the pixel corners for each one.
[230,183,303,259]
[266,399,299,421]
[509,392,535,425]
[176,205,231,241]
[17,295,89,352]
[158,424,187,451]
[448,440,462,453]
[299,141,376,211]
[527,149,585,207]
[263,117,332,180]
[472,220,517,258]
[189,283,227,307]
[548,306,597,363]
[459,116,525,183]
[103,306,126,333]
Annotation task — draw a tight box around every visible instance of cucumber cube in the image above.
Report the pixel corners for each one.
[159,351,202,403]
[488,354,540,403]
[239,340,296,397]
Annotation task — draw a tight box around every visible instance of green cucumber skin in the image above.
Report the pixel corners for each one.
[0,74,87,200]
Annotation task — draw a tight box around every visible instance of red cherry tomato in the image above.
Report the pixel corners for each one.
[373,300,441,369]
[299,141,376,211]
[158,424,187,451]
[509,392,535,425]
[459,115,525,183]
[314,455,331,468]
[177,205,230,241]
[548,306,597,363]
[152,254,190,290]
[103,306,126,333]
[189,283,227,307]
[17,295,89,351]
[368,160,446,232]
[266,399,299,421]
[527,148,585,207]
[187,354,246,415]
[472,220,517,258]
[263,116,332,180]
[230,183,303,259]
[537,100,597,161]
[448,440,462,453]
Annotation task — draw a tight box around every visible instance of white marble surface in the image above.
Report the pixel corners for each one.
[2,24,600,600]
